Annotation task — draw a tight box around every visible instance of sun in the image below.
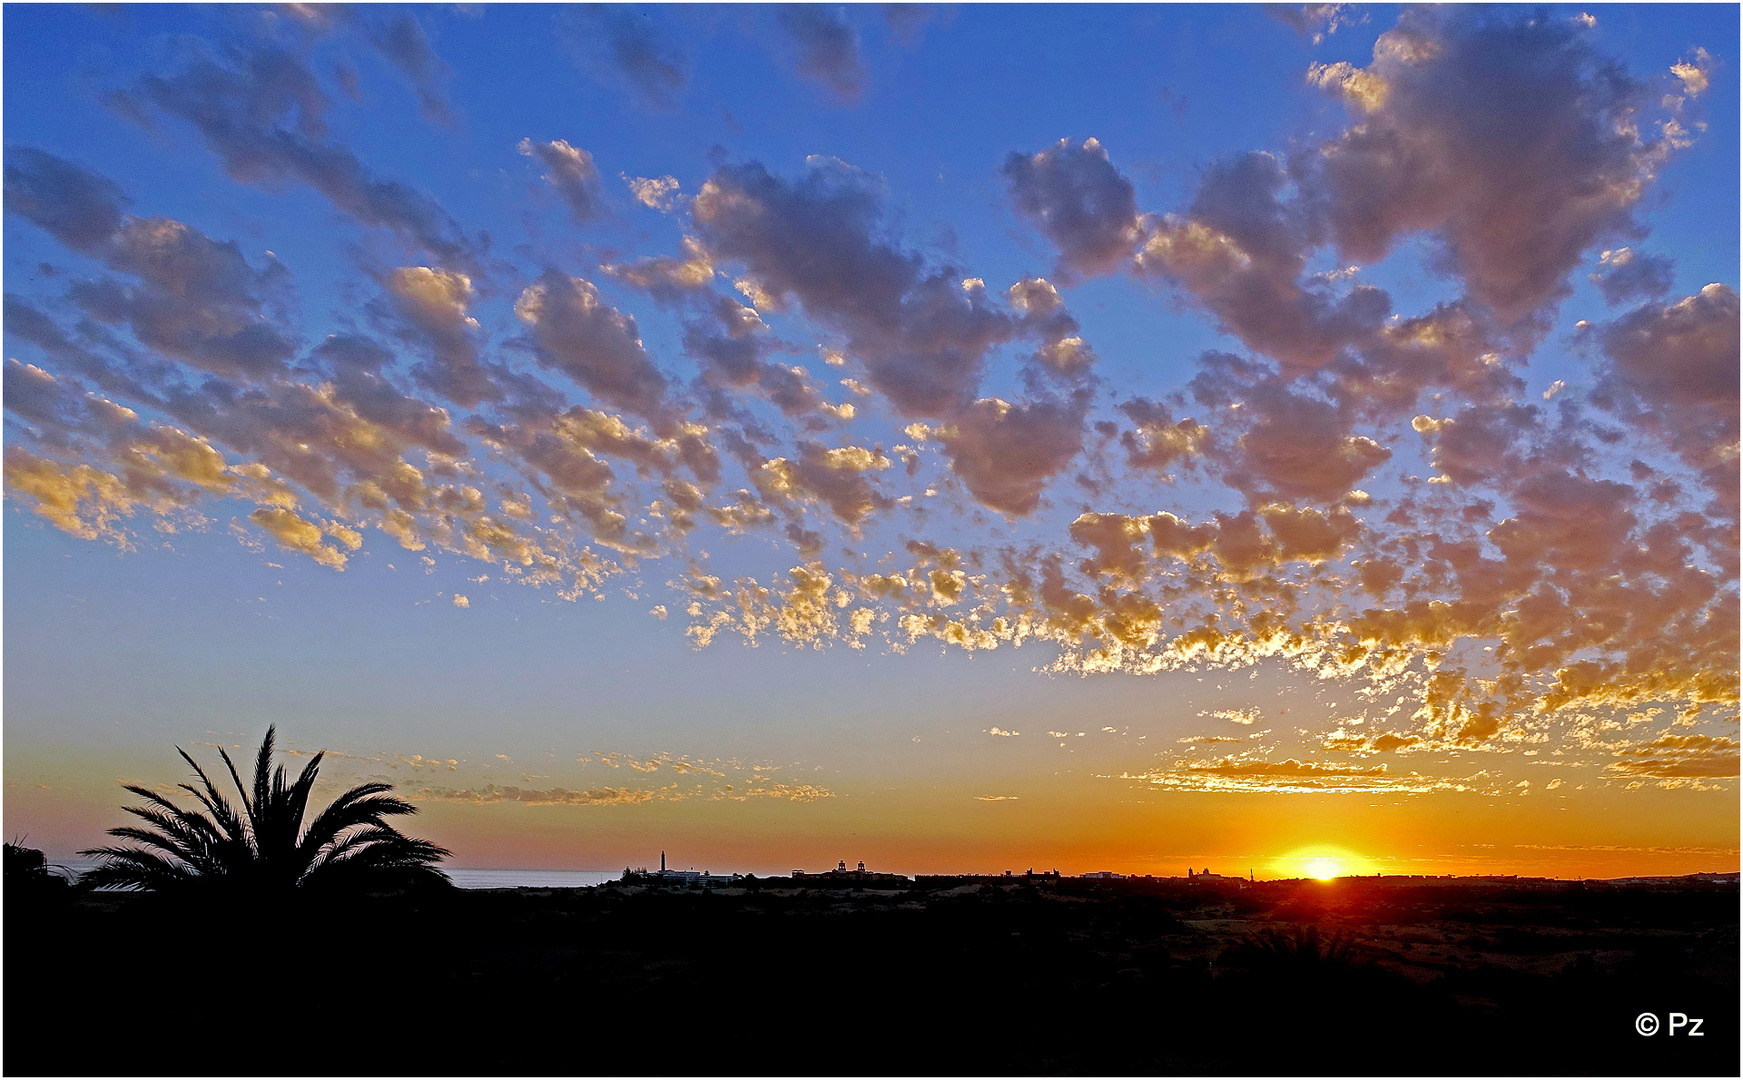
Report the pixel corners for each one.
[1275,844,1378,880]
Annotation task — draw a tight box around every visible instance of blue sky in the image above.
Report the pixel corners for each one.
[5,4,1737,878]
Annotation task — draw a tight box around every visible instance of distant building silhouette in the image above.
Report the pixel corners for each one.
[791,859,908,885]
[1188,867,1248,888]
[625,850,736,887]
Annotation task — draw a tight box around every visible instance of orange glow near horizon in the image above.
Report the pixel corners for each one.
[1275,845,1380,881]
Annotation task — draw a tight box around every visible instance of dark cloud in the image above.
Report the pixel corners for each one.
[1593,284,1740,516]
[1306,6,1658,324]
[693,157,1018,417]
[776,6,867,102]
[514,269,674,432]
[881,4,937,46]
[4,147,131,253]
[1416,402,1540,488]
[1267,4,1366,44]
[684,300,841,424]
[758,441,895,526]
[935,398,1088,517]
[1009,277,1098,389]
[117,44,483,273]
[1137,152,1390,373]
[379,267,504,409]
[1004,138,1141,280]
[313,334,470,460]
[1597,284,1739,417]
[1,293,165,405]
[560,6,690,111]
[604,237,716,305]
[6,151,300,383]
[360,9,455,127]
[1590,248,1675,306]
[1191,366,1391,505]
[519,138,606,223]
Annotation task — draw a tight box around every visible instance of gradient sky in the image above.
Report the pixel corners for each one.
[5,3,1737,880]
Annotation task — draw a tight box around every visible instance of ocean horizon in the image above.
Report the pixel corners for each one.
[52,860,624,890]
[444,868,620,889]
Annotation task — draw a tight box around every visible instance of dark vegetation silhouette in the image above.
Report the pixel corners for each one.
[1233,923,1364,972]
[6,873,1736,1075]
[4,840,72,898]
[78,726,449,895]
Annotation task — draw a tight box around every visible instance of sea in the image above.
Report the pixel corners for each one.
[52,860,621,890]
[445,868,620,889]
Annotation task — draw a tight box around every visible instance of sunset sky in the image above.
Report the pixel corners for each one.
[5,3,1737,880]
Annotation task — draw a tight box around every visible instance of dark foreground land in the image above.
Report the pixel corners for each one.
[7,872,1737,1076]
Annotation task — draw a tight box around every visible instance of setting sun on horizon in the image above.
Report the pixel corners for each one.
[4,4,1737,887]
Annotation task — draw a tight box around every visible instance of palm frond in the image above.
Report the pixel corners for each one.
[178,750,251,849]
[93,727,448,894]
[78,845,198,891]
[107,823,203,868]
[295,784,409,860]
[303,827,451,891]
[217,744,261,853]
[281,751,325,851]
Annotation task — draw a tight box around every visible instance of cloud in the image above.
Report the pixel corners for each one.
[357,8,456,127]
[607,237,718,304]
[1004,138,1142,280]
[1224,383,1391,502]
[4,450,150,542]
[1206,707,1261,726]
[1590,248,1674,306]
[72,222,296,382]
[514,269,675,431]
[758,442,895,526]
[928,397,1087,517]
[9,150,298,382]
[692,157,1018,417]
[776,6,868,102]
[1321,730,1423,754]
[1606,730,1740,779]
[1269,4,1367,44]
[1594,284,1738,421]
[5,5,1734,788]
[1592,284,1739,514]
[1134,151,1389,372]
[1669,47,1714,101]
[519,138,605,222]
[624,174,680,210]
[384,267,499,408]
[560,6,690,110]
[1304,7,1668,324]
[420,783,665,806]
[1127,755,1463,794]
[4,146,131,252]
[116,44,483,272]
[248,506,350,569]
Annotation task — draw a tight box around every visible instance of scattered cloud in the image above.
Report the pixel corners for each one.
[519,138,606,222]
[776,6,867,103]
[6,6,1734,802]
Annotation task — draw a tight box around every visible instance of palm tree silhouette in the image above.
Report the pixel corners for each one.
[81,726,450,893]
